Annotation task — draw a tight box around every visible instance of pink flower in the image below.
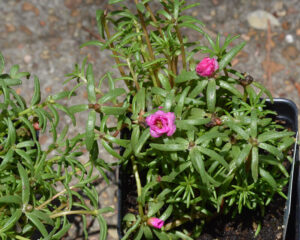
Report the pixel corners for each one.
[147,217,165,229]
[146,110,176,138]
[196,57,218,77]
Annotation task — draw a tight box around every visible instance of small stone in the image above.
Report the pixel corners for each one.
[285,34,294,43]
[64,0,82,9]
[16,88,21,94]
[108,229,119,239]
[281,21,290,30]
[282,45,299,60]
[273,1,283,11]
[71,9,80,17]
[39,20,46,27]
[212,0,219,5]
[41,50,50,59]
[296,29,300,36]
[45,86,52,93]
[247,10,280,30]
[22,2,39,16]
[5,23,16,32]
[20,25,32,35]
[24,55,32,63]
[210,9,216,17]
[241,34,251,41]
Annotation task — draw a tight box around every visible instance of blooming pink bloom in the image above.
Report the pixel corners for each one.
[196,57,218,77]
[146,110,176,138]
[147,217,165,229]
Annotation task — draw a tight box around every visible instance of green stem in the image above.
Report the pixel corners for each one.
[50,209,98,219]
[126,58,140,91]
[175,24,186,71]
[131,156,144,218]
[243,86,247,102]
[134,0,160,88]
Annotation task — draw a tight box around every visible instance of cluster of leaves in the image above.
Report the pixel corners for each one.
[0,53,113,240]
[66,0,296,240]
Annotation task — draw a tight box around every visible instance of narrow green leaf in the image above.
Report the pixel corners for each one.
[68,104,89,114]
[250,110,257,138]
[17,162,30,205]
[141,181,158,206]
[30,210,54,226]
[0,52,4,74]
[53,103,76,126]
[0,195,22,205]
[195,132,227,145]
[143,225,154,240]
[190,148,208,184]
[109,0,124,4]
[188,80,208,98]
[19,117,37,141]
[101,139,123,160]
[206,79,216,112]
[15,149,33,166]
[175,70,198,83]
[150,143,188,151]
[101,106,127,115]
[80,40,104,48]
[86,63,96,104]
[251,147,258,182]
[259,168,277,191]
[226,121,249,140]
[257,131,294,143]
[160,204,173,221]
[219,80,243,98]
[258,142,283,159]
[235,144,252,167]
[98,88,126,104]
[96,9,105,38]
[86,109,96,151]
[175,86,190,117]
[198,146,229,170]
[0,209,22,234]
[30,76,41,106]
[135,128,150,155]
[179,22,204,34]
[219,41,246,71]
[147,201,164,217]
[26,212,49,238]
[252,81,273,103]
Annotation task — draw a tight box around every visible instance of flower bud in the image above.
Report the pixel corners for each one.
[147,217,164,229]
[196,57,218,77]
[33,122,41,130]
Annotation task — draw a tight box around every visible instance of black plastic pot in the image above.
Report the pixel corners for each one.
[118,98,299,240]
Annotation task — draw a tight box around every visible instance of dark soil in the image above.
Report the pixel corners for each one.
[196,192,286,240]
[121,171,287,240]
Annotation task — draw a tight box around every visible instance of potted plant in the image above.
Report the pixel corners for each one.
[1,0,298,239]
[67,0,299,239]
[0,53,113,239]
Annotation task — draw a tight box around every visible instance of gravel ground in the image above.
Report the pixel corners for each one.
[0,0,299,239]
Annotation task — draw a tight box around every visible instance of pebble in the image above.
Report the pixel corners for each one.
[5,23,16,32]
[64,0,82,9]
[22,2,39,16]
[285,34,294,43]
[20,25,32,35]
[282,45,299,60]
[24,55,32,63]
[296,29,300,36]
[247,10,280,30]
